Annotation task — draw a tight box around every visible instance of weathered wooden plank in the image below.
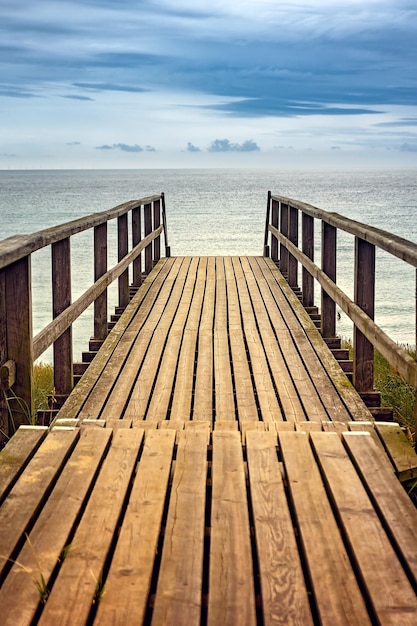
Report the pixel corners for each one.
[94,429,175,625]
[343,431,417,589]
[0,427,112,626]
[152,430,207,625]
[262,256,373,421]
[208,430,256,626]
[194,257,215,421]
[0,429,79,582]
[170,257,207,420]
[122,258,192,421]
[146,257,200,421]
[311,431,417,624]
[375,422,417,481]
[83,257,183,421]
[279,431,371,625]
[58,258,173,421]
[246,431,313,626]
[37,428,144,626]
[225,257,258,422]
[240,257,305,421]
[232,257,283,422]
[214,257,235,420]
[0,426,47,504]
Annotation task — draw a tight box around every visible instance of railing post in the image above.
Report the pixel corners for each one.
[271,198,279,263]
[0,268,8,437]
[52,238,73,397]
[161,193,170,258]
[1,258,33,430]
[288,205,299,289]
[94,222,108,341]
[144,202,153,274]
[321,222,337,339]
[118,214,129,308]
[263,191,271,257]
[153,199,161,264]
[353,237,376,392]
[280,203,289,276]
[302,212,314,308]
[132,205,142,287]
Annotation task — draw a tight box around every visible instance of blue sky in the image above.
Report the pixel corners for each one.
[1,0,417,168]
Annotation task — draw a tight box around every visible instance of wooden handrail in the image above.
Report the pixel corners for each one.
[0,194,168,438]
[264,193,417,439]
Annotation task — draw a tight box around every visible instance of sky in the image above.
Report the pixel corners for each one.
[1,0,417,169]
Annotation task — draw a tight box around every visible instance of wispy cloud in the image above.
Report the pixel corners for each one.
[95,143,156,152]
[186,142,201,152]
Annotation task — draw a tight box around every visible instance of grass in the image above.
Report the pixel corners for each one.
[343,340,416,443]
[33,362,55,412]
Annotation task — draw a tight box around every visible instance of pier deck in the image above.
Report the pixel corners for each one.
[1,256,417,625]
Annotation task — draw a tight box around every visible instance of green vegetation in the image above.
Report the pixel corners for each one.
[33,362,54,412]
[343,340,416,443]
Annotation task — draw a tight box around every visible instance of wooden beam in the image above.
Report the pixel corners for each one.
[94,222,108,341]
[321,222,336,339]
[354,237,375,392]
[52,238,73,396]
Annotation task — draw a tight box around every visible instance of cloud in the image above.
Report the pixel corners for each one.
[62,95,95,101]
[66,141,81,146]
[399,142,417,152]
[94,143,156,153]
[186,142,201,152]
[73,82,150,94]
[207,138,260,152]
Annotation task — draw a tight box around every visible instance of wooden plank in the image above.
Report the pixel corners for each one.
[146,257,200,421]
[152,430,207,625]
[52,237,73,396]
[241,421,266,445]
[94,429,175,625]
[225,257,258,422]
[194,257,215,421]
[0,426,47,503]
[239,257,305,422]
[105,418,132,429]
[261,256,373,422]
[0,427,112,626]
[170,258,207,420]
[38,428,145,626]
[374,422,417,481]
[81,257,181,421]
[208,430,256,626]
[0,429,79,582]
[59,257,173,421]
[246,431,313,626]
[343,431,417,589]
[354,237,376,392]
[294,421,322,432]
[122,258,193,421]
[214,257,235,420]
[232,257,283,422]
[279,431,371,625]
[250,257,351,422]
[311,431,417,624]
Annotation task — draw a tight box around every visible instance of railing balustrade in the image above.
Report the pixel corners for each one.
[264,191,417,437]
[0,194,169,437]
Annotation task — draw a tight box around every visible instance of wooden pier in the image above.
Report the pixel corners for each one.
[1,194,417,624]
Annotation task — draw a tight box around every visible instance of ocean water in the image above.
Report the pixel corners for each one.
[1,168,416,363]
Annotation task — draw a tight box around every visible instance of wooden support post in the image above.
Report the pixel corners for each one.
[94,223,108,341]
[288,205,299,289]
[132,205,142,287]
[52,238,73,397]
[271,199,279,263]
[153,199,161,264]
[144,202,153,274]
[118,214,129,308]
[353,237,375,392]
[161,193,170,258]
[263,191,271,257]
[3,257,33,429]
[280,203,289,276]
[302,212,314,308]
[415,269,417,447]
[321,222,336,339]
[0,269,8,437]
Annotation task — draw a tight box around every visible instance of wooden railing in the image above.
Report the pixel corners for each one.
[264,191,417,434]
[0,193,169,436]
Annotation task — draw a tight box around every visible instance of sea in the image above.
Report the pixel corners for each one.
[0,168,416,363]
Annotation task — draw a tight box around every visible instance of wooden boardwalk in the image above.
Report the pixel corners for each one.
[1,256,417,625]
